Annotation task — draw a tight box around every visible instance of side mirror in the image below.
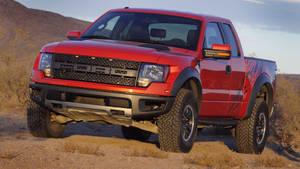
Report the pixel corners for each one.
[203,44,231,59]
[67,30,81,40]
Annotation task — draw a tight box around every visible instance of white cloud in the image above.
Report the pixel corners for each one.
[243,0,265,4]
[235,22,284,32]
[243,0,300,4]
[273,0,300,3]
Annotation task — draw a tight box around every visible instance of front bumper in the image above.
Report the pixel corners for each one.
[29,83,174,120]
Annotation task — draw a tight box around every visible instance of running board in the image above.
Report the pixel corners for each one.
[198,118,238,127]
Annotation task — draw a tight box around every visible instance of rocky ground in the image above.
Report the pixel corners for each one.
[0,110,299,169]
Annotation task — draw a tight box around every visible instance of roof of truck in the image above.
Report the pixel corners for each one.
[110,8,232,23]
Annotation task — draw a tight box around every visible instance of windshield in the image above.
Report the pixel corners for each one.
[81,12,202,50]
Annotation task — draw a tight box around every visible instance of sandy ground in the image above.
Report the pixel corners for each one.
[0,110,299,169]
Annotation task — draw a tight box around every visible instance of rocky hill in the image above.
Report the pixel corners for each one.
[0,0,90,60]
[0,0,90,108]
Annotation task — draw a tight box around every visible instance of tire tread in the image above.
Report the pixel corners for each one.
[157,89,198,152]
[236,98,269,154]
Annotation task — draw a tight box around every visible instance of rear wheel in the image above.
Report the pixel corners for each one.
[157,89,198,153]
[235,99,269,154]
[27,101,66,138]
[121,126,152,141]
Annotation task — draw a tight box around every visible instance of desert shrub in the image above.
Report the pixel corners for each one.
[254,155,286,168]
[270,75,300,149]
[125,148,168,159]
[0,54,31,109]
[0,29,35,110]
[0,151,20,160]
[183,153,244,169]
[62,142,104,156]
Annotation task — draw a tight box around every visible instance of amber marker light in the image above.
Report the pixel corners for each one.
[217,52,230,56]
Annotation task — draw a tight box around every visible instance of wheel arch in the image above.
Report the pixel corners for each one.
[244,74,274,119]
[170,67,202,108]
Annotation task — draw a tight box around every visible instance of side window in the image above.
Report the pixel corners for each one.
[222,24,239,57]
[204,22,224,49]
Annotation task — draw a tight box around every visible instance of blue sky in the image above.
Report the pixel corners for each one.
[15,0,300,74]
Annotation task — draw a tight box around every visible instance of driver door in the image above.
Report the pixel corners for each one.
[199,22,232,117]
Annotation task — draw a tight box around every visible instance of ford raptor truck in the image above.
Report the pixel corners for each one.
[27,8,276,153]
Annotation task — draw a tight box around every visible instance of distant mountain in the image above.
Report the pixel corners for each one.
[0,0,90,60]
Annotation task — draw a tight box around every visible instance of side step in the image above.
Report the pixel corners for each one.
[198,118,238,127]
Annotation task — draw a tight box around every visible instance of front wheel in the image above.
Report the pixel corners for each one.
[27,101,66,138]
[157,89,199,153]
[235,99,269,154]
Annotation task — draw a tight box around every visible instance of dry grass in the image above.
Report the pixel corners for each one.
[0,5,89,110]
[0,151,20,160]
[62,142,104,156]
[0,54,31,110]
[14,134,25,140]
[254,155,286,168]
[183,153,245,169]
[125,149,168,159]
[270,75,300,149]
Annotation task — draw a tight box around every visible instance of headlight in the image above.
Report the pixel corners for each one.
[38,53,52,77]
[138,63,169,87]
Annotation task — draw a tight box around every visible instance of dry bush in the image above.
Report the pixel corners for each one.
[125,149,168,159]
[183,153,244,169]
[0,151,20,160]
[0,6,89,110]
[0,27,43,110]
[254,155,286,168]
[270,75,300,149]
[62,142,104,156]
[0,43,33,110]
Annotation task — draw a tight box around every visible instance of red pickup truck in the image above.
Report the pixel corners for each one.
[28,8,276,154]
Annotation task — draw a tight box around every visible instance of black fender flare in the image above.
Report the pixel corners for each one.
[244,74,274,119]
[170,67,202,97]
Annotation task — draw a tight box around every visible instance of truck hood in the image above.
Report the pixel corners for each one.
[41,39,195,63]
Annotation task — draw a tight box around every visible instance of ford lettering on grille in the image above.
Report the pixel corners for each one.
[54,63,137,77]
[52,54,140,86]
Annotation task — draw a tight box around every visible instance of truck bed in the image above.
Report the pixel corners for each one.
[245,56,276,83]
[244,56,277,108]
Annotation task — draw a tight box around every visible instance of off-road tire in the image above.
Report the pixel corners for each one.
[27,100,66,138]
[236,99,269,154]
[157,89,198,153]
[121,126,152,141]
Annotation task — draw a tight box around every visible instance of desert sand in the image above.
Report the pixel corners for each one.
[0,110,299,169]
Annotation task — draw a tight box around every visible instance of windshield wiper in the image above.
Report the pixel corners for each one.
[81,35,110,40]
[127,39,168,46]
[129,39,170,51]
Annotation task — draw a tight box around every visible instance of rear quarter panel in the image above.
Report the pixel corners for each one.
[238,57,277,118]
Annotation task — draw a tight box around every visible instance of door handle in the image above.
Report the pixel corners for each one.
[226,65,231,75]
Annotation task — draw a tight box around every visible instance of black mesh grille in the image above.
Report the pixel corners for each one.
[52,54,140,86]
